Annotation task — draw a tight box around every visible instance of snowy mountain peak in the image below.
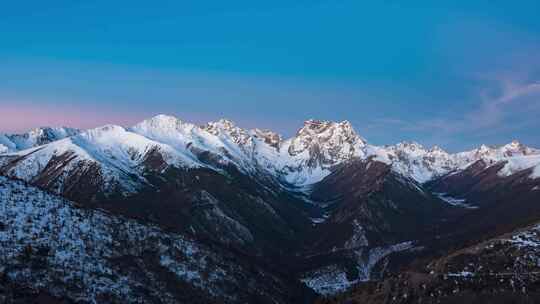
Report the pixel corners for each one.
[28,126,78,136]
[213,118,237,130]
[509,139,521,146]
[0,121,205,199]
[298,120,359,140]
[82,124,126,136]
[386,141,455,183]
[204,119,252,146]
[0,126,79,152]
[204,118,238,134]
[462,141,539,164]
[283,119,367,179]
[394,141,427,153]
[501,140,538,156]
[134,114,186,131]
[391,141,452,159]
[129,115,201,148]
[296,119,365,145]
[478,144,492,152]
[429,145,448,155]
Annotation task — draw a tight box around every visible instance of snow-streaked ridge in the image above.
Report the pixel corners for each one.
[0,124,203,196]
[2,115,539,192]
[386,140,540,182]
[0,127,79,152]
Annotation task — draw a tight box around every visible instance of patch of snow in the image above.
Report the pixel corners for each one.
[301,265,354,295]
[532,165,540,179]
[448,271,474,277]
[302,241,415,295]
[310,218,325,224]
[310,213,330,224]
[355,241,415,281]
[506,228,540,248]
[0,134,16,153]
[434,192,479,209]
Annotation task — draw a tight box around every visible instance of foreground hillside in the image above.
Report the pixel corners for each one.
[0,176,313,303]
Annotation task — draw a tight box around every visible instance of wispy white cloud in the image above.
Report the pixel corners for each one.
[367,69,540,150]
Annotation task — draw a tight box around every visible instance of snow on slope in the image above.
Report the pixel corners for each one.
[0,124,202,196]
[301,241,415,295]
[451,141,540,179]
[255,122,537,185]
[0,134,16,154]
[0,127,79,153]
[130,115,251,170]
[0,176,286,303]
[498,154,540,179]
[385,140,540,183]
[533,165,540,179]
[130,116,368,186]
[2,115,539,190]
[386,142,458,182]
[73,124,200,172]
[275,120,367,185]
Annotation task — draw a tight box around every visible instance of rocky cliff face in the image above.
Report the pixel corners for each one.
[286,120,366,168]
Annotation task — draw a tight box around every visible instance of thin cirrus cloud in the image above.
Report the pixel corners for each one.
[365,19,540,151]
[368,74,540,149]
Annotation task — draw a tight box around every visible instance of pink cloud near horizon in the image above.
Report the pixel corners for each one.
[0,101,282,135]
[0,103,151,133]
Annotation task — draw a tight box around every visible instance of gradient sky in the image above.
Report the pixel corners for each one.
[1,1,540,151]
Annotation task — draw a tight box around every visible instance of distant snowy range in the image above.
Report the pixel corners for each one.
[2,115,539,189]
[1,114,540,303]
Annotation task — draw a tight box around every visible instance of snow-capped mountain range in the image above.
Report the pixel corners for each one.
[1,114,540,303]
[387,140,540,182]
[0,127,79,153]
[1,114,539,197]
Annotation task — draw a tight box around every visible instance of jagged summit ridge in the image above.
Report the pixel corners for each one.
[1,114,539,191]
[1,116,540,303]
[0,126,79,153]
[0,123,204,199]
[272,119,369,185]
[294,119,365,146]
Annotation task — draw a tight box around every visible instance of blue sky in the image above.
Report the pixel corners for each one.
[1,1,539,151]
